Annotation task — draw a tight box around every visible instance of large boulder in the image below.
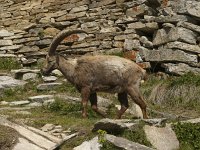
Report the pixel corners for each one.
[144,124,179,150]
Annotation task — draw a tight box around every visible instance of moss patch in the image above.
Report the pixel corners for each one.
[0,125,19,150]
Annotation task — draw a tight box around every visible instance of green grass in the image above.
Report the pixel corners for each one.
[172,122,200,150]
[121,121,152,147]
[0,58,21,70]
[169,72,200,87]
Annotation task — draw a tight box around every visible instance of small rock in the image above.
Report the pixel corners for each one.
[42,76,58,82]
[37,83,62,91]
[22,73,38,81]
[105,134,153,150]
[0,101,9,105]
[41,124,55,132]
[28,95,54,103]
[9,101,30,106]
[0,29,14,37]
[49,128,63,134]
[73,136,101,150]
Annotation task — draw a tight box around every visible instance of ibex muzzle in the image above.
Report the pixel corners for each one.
[41,30,148,119]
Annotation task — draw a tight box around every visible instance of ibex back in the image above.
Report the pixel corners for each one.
[41,30,148,119]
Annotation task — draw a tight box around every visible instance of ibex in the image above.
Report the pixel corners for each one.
[41,30,148,119]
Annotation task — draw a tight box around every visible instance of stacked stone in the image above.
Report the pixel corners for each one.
[0,0,200,75]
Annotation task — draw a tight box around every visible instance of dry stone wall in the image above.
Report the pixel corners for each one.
[0,0,200,75]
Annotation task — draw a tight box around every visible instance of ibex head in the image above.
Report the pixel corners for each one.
[41,29,87,76]
[41,54,58,76]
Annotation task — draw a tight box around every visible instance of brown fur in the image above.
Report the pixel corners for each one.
[41,30,148,119]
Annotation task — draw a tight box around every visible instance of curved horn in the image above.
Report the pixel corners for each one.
[48,30,87,56]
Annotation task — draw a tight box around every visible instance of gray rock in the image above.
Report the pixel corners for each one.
[166,41,200,54]
[153,27,198,46]
[140,36,153,48]
[0,117,58,149]
[0,76,26,89]
[70,5,88,13]
[153,15,191,23]
[26,102,42,107]
[37,83,62,91]
[124,39,140,50]
[73,136,101,150]
[126,4,147,17]
[0,54,17,58]
[178,21,200,34]
[11,69,40,79]
[0,39,13,46]
[13,138,44,150]
[42,76,58,82]
[105,134,154,150]
[140,48,198,64]
[28,95,54,103]
[180,1,200,19]
[9,101,30,106]
[144,124,179,150]
[41,124,55,132]
[162,63,200,75]
[0,45,23,51]
[22,73,38,81]
[167,27,198,45]
[128,22,159,33]
[0,29,14,37]
[92,118,135,133]
[152,28,168,46]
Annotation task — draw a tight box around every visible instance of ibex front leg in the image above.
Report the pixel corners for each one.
[89,93,106,118]
[117,92,129,119]
[81,87,90,118]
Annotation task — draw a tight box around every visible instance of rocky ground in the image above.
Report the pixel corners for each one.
[0,65,200,150]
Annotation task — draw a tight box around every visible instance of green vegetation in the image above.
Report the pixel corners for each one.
[121,121,152,147]
[0,58,21,70]
[169,72,200,87]
[172,122,200,150]
[0,125,19,150]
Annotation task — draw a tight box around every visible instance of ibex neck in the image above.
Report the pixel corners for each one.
[57,55,77,83]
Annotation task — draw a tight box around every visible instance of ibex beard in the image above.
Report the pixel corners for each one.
[41,30,148,119]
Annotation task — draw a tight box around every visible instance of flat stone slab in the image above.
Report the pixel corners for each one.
[42,76,58,82]
[37,83,62,91]
[0,76,26,89]
[9,100,30,106]
[105,134,154,150]
[13,138,44,150]
[0,116,77,150]
[144,124,179,150]
[28,95,54,102]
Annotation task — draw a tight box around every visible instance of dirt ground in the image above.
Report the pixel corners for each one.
[0,125,20,150]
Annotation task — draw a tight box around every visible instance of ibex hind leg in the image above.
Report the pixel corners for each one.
[127,86,148,119]
[116,92,129,119]
[89,93,106,118]
[81,87,90,118]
